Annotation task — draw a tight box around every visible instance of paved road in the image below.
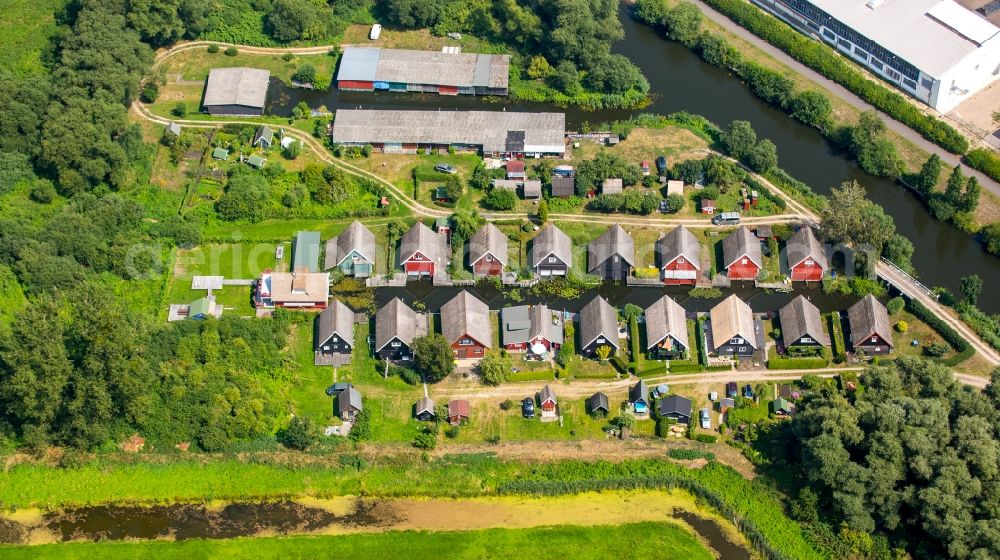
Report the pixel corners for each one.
[689,0,1000,196]
[139,41,1000,373]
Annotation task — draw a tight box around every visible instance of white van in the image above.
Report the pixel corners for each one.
[369,24,382,40]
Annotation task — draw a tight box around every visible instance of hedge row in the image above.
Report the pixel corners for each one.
[905,297,971,354]
[957,303,1000,351]
[701,0,968,154]
[964,148,1000,183]
[767,357,829,370]
[695,319,709,367]
[666,363,704,374]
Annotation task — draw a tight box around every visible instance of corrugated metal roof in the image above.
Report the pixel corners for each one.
[337,47,510,89]
[203,67,270,108]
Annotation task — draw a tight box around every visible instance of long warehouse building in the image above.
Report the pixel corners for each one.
[330,109,566,158]
[752,0,1000,112]
[336,47,510,96]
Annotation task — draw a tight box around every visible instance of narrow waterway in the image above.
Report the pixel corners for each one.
[0,492,752,558]
[266,5,1000,311]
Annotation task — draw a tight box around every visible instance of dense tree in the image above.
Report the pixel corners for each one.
[820,181,896,256]
[722,120,756,160]
[550,60,581,94]
[983,223,1000,256]
[850,112,903,179]
[790,357,1000,559]
[882,233,914,272]
[412,334,455,383]
[788,90,832,130]
[280,416,317,450]
[661,193,684,213]
[662,2,702,47]
[945,165,965,203]
[575,152,642,195]
[267,0,330,42]
[915,154,943,198]
[0,72,51,159]
[960,274,983,306]
[697,32,739,68]
[483,186,517,210]
[479,350,512,385]
[961,176,981,213]
[582,54,649,95]
[537,199,549,223]
[746,139,778,173]
[215,169,271,222]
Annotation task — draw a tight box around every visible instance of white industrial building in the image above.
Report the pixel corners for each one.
[752,0,1000,111]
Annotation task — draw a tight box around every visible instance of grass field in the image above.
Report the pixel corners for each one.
[0,521,715,560]
[0,0,65,76]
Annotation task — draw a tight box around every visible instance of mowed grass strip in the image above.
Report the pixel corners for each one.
[0,521,714,560]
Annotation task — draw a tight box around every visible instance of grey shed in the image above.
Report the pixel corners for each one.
[779,295,830,347]
[440,291,492,347]
[588,392,609,413]
[551,176,575,197]
[337,386,363,416]
[644,295,689,350]
[375,297,418,352]
[531,223,572,267]
[629,379,649,405]
[315,299,355,349]
[469,223,508,266]
[326,220,376,270]
[588,224,635,272]
[722,226,763,269]
[579,296,619,350]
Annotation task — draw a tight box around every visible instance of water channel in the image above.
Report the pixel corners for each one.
[0,494,752,558]
[266,5,1000,312]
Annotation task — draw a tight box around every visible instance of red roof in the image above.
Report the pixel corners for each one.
[506,161,525,172]
[448,399,471,418]
[641,160,650,168]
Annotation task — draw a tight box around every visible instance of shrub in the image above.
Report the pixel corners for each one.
[280,416,317,450]
[140,82,159,103]
[349,408,372,442]
[444,425,460,439]
[207,44,220,54]
[693,434,718,443]
[906,297,968,353]
[895,320,908,333]
[413,427,437,449]
[484,187,517,210]
[171,102,187,118]
[964,148,1000,183]
[668,448,716,460]
[923,343,949,358]
[224,46,238,57]
[500,399,515,411]
[886,296,905,315]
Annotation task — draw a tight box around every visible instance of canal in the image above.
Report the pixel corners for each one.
[267,5,1000,312]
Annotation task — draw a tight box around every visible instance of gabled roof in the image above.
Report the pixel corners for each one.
[416,396,435,416]
[786,226,828,270]
[660,395,692,417]
[254,125,274,144]
[448,399,470,418]
[772,396,793,414]
[316,299,355,348]
[212,147,230,160]
[440,291,492,348]
[326,220,376,270]
[656,225,701,270]
[551,176,575,197]
[588,225,635,272]
[294,231,321,272]
[538,384,557,405]
[469,223,508,266]
[338,386,363,415]
[629,380,649,404]
[375,297,418,352]
[500,304,563,346]
[506,160,525,173]
[644,295,689,350]
[531,223,572,268]
[204,67,270,108]
[168,122,182,136]
[589,392,609,412]
[579,296,619,350]
[848,295,894,348]
[779,295,830,347]
[710,295,756,350]
[722,226,763,270]
[400,221,442,264]
[522,180,542,198]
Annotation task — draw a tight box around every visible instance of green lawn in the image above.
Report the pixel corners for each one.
[165,243,280,318]
[0,0,66,76]
[0,522,714,560]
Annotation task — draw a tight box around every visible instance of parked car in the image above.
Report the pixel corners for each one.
[521,397,535,418]
[712,211,741,226]
[725,382,738,398]
[699,408,711,430]
[655,155,668,175]
[435,163,457,174]
[742,384,754,398]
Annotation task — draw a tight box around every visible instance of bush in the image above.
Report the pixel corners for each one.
[413,427,438,449]
[207,44,220,54]
[171,102,187,118]
[964,148,1000,183]
[886,296,905,315]
[349,408,372,442]
[484,187,517,210]
[668,448,716,460]
[224,46,238,57]
[140,82,159,103]
[280,416,317,450]
[693,434,718,443]
[767,357,828,370]
[895,320,908,333]
[500,399,515,411]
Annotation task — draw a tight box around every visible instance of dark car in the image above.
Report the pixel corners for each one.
[434,163,457,174]
[725,382,738,399]
[655,155,668,175]
[742,384,754,398]
[521,397,535,418]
